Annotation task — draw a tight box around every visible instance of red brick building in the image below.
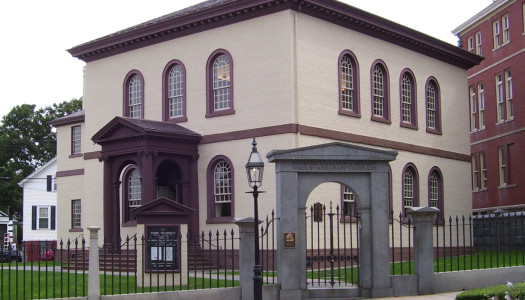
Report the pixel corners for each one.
[453,0,525,213]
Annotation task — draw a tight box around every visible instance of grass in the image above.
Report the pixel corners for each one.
[1,250,524,298]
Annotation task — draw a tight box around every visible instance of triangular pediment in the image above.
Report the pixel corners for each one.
[92,117,201,145]
[133,197,195,217]
[267,142,397,162]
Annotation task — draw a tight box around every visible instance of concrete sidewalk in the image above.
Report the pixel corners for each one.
[373,291,460,299]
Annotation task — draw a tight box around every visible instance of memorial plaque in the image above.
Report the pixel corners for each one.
[284,233,296,248]
[146,226,179,271]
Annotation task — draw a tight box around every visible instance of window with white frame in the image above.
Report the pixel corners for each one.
[472,154,479,191]
[475,31,482,55]
[213,55,231,111]
[496,73,505,123]
[372,63,389,121]
[168,64,184,119]
[127,169,142,221]
[498,146,506,187]
[493,20,501,49]
[470,85,477,131]
[505,69,513,120]
[71,126,81,155]
[72,199,81,228]
[38,207,51,229]
[401,73,415,125]
[340,54,358,114]
[502,14,510,44]
[129,75,143,118]
[480,151,487,190]
[429,172,439,208]
[403,165,418,211]
[478,82,485,129]
[426,79,440,133]
[342,185,355,217]
[467,36,474,52]
[213,160,232,218]
[32,206,55,230]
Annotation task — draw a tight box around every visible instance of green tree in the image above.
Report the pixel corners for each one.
[0,98,82,215]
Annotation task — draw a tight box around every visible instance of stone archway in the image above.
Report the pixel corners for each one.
[267,142,397,299]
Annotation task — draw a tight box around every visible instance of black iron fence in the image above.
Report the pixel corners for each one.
[3,212,525,298]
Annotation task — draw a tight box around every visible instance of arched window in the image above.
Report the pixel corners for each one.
[338,51,360,117]
[400,70,417,129]
[426,78,442,134]
[371,61,390,123]
[428,167,444,221]
[402,164,419,215]
[163,60,187,122]
[206,50,234,117]
[123,71,144,119]
[207,156,235,222]
[123,167,141,223]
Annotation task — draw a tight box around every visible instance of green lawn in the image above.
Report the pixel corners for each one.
[1,250,524,298]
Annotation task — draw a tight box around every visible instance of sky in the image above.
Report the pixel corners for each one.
[0,0,493,119]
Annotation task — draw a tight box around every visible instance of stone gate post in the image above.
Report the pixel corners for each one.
[236,217,262,300]
[406,207,439,295]
[88,226,101,300]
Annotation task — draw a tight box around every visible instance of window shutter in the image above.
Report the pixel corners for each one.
[51,206,56,230]
[32,206,37,230]
[47,175,52,192]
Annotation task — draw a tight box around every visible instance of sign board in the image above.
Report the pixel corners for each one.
[146,226,179,271]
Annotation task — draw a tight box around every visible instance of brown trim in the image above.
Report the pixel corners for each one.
[123,70,145,119]
[56,169,85,177]
[200,124,298,144]
[50,111,85,127]
[67,1,482,69]
[298,125,470,162]
[83,151,102,160]
[162,59,188,123]
[205,49,235,118]
[201,123,470,162]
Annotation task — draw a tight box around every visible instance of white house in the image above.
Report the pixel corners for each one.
[19,157,57,260]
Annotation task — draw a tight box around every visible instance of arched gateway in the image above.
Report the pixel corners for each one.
[267,142,397,299]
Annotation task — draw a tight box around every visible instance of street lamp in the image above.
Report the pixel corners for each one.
[246,138,264,300]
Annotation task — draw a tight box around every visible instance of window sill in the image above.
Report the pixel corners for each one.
[498,184,516,190]
[206,218,234,224]
[338,109,361,118]
[400,122,418,130]
[426,128,442,135]
[69,228,83,232]
[69,153,83,158]
[165,116,188,123]
[205,109,235,118]
[371,116,391,124]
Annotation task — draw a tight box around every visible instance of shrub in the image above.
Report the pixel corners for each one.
[456,282,525,300]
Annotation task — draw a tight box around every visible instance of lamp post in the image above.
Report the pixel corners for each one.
[245,138,264,300]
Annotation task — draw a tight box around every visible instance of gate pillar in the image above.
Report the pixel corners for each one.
[267,143,397,299]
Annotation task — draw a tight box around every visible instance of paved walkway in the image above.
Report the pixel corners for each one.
[373,291,460,299]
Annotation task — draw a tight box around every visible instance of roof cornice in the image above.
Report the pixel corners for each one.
[68,0,482,69]
[452,0,513,36]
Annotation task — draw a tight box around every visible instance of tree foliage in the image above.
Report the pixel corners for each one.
[0,98,82,216]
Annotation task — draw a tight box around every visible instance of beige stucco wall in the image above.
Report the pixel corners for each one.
[56,9,472,241]
[295,13,470,155]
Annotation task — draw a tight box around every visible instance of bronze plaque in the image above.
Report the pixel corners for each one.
[284,232,296,248]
